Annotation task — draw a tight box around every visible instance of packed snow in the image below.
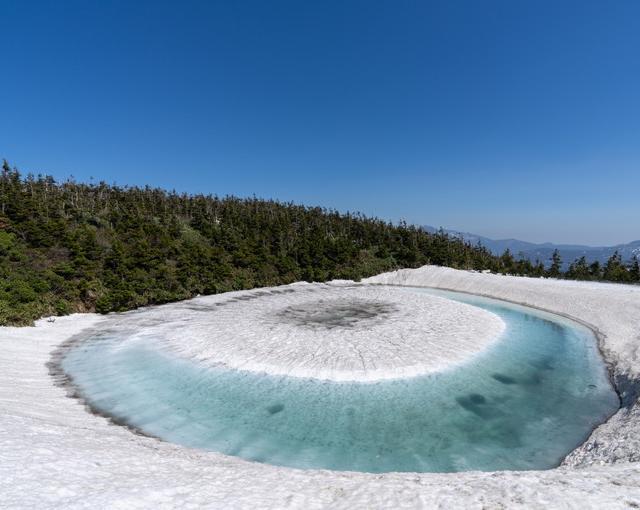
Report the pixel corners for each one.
[96,283,505,382]
[2,266,640,508]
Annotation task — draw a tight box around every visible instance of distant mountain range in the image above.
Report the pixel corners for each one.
[423,226,640,269]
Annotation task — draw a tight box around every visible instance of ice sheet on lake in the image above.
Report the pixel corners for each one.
[111,284,505,381]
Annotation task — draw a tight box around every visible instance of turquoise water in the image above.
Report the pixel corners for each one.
[61,287,618,473]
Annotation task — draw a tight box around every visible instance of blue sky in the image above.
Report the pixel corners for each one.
[2,1,639,245]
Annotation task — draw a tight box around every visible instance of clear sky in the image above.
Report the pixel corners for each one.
[2,1,639,245]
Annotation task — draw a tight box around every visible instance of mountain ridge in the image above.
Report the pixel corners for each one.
[423,226,640,268]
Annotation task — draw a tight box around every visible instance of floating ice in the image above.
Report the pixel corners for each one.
[115,284,506,382]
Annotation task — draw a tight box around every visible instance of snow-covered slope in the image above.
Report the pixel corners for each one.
[1,268,640,508]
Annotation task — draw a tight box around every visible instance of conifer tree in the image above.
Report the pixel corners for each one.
[500,249,515,274]
[566,256,590,280]
[629,255,639,282]
[604,251,630,282]
[547,249,562,278]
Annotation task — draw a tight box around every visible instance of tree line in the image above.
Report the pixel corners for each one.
[496,247,639,282]
[1,161,637,326]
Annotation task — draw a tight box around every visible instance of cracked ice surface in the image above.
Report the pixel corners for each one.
[121,283,506,381]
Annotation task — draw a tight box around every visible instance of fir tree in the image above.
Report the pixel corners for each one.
[566,256,590,280]
[630,255,640,282]
[547,249,562,278]
[603,251,630,282]
[500,249,515,274]
[589,260,602,279]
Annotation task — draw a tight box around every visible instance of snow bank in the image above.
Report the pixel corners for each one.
[1,267,640,508]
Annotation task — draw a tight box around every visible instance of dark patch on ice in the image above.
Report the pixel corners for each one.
[277,298,397,329]
[455,393,504,420]
[267,403,285,415]
[492,373,517,385]
[468,393,486,405]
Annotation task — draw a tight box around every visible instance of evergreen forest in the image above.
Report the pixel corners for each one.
[1,161,638,326]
